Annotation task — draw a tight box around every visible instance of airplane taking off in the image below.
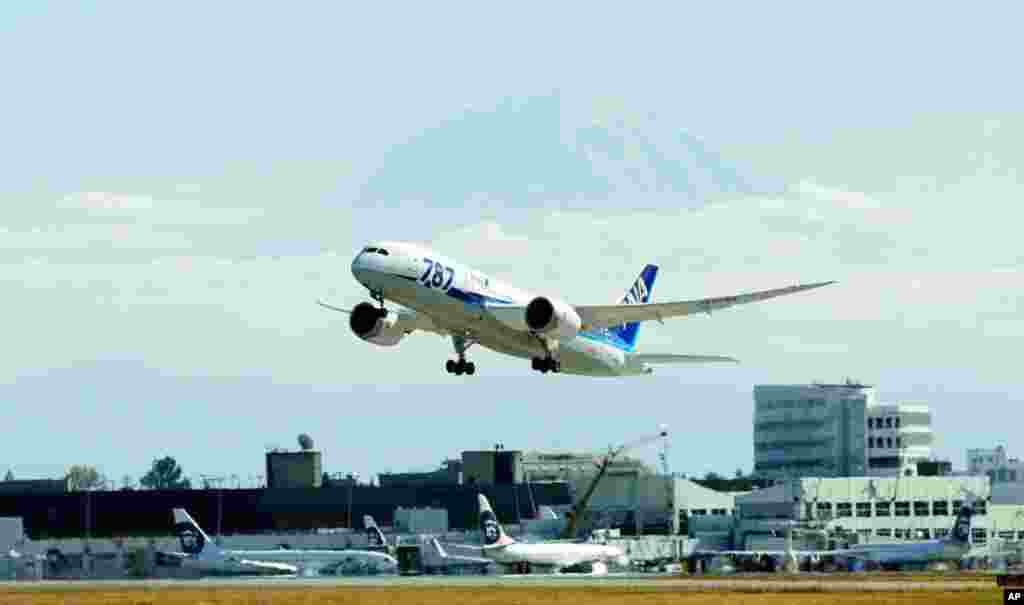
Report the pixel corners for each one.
[168,508,398,576]
[319,241,835,376]
[476,494,627,574]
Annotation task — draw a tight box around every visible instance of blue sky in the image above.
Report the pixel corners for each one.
[2,3,1022,486]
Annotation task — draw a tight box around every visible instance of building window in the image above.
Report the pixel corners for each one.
[856,502,872,518]
[935,528,950,538]
[711,508,727,516]
[1017,531,1024,541]
[876,528,892,537]
[886,417,893,428]
[951,500,963,515]
[894,528,905,538]
[895,502,910,517]
[691,509,707,516]
[975,501,987,515]
[913,501,929,516]
[836,503,852,518]
[868,437,874,448]
[999,531,1016,540]
[816,502,832,517]
[932,501,949,516]
[895,417,900,428]
[973,528,987,545]
[875,502,891,517]
[895,437,901,448]
[1011,470,1018,482]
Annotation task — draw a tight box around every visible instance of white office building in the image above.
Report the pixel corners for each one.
[866,403,934,477]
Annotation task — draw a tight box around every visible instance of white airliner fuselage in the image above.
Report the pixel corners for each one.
[476,494,626,574]
[332,240,834,376]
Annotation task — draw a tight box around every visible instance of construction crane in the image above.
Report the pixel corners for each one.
[560,425,669,540]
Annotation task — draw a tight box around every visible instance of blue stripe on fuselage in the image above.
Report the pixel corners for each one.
[447,287,514,306]
[384,274,633,352]
[578,329,634,352]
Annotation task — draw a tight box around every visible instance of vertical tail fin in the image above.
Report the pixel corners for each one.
[430,537,449,559]
[172,508,219,559]
[363,515,386,547]
[949,502,974,545]
[610,264,658,350]
[478,494,514,548]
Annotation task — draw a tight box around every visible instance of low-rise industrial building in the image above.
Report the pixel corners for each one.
[731,476,1024,551]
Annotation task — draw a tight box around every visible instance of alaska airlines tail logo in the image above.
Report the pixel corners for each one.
[480,510,501,546]
[951,505,972,543]
[364,516,385,547]
[174,521,205,555]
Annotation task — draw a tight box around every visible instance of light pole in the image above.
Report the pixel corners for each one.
[348,473,360,529]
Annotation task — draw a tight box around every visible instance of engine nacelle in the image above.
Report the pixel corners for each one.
[349,302,409,347]
[524,296,582,341]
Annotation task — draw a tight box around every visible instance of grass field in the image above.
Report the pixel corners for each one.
[0,586,1006,605]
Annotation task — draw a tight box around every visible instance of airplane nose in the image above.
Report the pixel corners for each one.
[351,255,370,284]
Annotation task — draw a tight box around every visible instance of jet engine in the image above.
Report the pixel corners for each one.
[524,296,582,341]
[349,302,411,346]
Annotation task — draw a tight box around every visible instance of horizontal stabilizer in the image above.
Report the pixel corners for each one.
[633,354,739,364]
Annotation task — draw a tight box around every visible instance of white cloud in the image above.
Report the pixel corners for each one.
[0,183,1020,389]
[56,191,266,226]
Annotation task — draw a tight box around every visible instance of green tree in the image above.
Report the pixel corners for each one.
[140,456,191,490]
[66,465,105,491]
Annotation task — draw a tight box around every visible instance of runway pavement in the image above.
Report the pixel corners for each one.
[0,573,999,592]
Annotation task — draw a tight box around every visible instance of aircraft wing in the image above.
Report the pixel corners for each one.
[632,354,738,364]
[576,281,836,330]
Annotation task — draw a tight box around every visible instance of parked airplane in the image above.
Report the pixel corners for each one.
[701,498,980,571]
[476,494,627,574]
[320,241,835,376]
[168,508,398,576]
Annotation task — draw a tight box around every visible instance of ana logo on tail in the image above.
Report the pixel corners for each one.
[621,275,650,306]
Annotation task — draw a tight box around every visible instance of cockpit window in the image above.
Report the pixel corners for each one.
[361,247,389,255]
[363,247,378,254]
[377,248,389,256]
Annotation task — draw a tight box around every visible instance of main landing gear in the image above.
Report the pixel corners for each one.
[446,334,476,376]
[531,357,561,373]
[529,334,560,373]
